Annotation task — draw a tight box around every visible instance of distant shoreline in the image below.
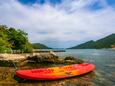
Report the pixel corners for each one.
[33,49,66,53]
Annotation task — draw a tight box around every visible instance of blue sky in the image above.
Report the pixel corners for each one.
[0,0,115,48]
[106,0,115,5]
[18,0,115,5]
[18,0,115,8]
[18,0,62,5]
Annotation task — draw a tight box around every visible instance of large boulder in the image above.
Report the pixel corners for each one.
[27,53,59,63]
[27,55,84,64]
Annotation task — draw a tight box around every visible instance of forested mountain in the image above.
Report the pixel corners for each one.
[70,40,95,49]
[69,34,115,49]
[32,43,51,49]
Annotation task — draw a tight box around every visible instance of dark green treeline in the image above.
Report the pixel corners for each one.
[0,25,32,53]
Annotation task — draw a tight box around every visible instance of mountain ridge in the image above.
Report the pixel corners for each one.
[69,34,115,49]
[32,43,51,49]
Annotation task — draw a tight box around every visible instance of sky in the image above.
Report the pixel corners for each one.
[0,0,115,48]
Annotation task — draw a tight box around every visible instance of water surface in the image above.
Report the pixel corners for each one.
[57,49,115,86]
[0,49,115,86]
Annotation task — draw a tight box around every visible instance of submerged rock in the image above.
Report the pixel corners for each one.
[0,53,96,86]
[64,56,84,64]
[64,56,76,60]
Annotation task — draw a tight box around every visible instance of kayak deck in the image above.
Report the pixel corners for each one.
[16,63,95,80]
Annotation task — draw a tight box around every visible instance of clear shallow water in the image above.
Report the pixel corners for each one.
[0,49,115,86]
[57,49,115,86]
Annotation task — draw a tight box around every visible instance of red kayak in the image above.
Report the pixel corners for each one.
[16,63,95,80]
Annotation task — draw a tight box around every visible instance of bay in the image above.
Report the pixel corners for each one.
[57,49,115,86]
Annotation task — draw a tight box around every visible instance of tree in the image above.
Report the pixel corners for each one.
[0,25,33,53]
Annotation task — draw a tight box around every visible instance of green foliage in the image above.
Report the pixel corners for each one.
[32,43,51,49]
[0,25,32,53]
[70,34,115,49]
[70,40,95,49]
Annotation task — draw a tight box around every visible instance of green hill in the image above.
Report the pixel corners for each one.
[70,40,95,49]
[69,34,115,49]
[32,43,51,49]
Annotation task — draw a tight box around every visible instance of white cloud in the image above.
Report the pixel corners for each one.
[0,0,115,48]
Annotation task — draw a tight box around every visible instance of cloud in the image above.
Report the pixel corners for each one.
[0,0,115,48]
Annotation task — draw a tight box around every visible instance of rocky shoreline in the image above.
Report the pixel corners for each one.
[0,52,96,86]
[0,52,84,67]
